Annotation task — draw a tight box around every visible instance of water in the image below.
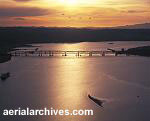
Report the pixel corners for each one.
[0,41,150,121]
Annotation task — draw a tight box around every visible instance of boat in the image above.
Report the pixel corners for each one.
[0,72,10,81]
[88,94,105,107]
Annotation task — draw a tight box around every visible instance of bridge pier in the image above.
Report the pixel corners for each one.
[49,52,53,56]
[64,52,67,56]
[25,52,28,56]
[62,52,67,56]
[102,52,105,56]
[115,53,118,56]
[89,52,92,56]
[38,53,42,56]
[77,51,80,56]
[14,52,17,56]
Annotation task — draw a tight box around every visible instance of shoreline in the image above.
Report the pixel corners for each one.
[0,42,150,63]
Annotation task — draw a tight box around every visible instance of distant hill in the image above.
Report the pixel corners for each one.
[0,26,150,52]
[115,23,150,29]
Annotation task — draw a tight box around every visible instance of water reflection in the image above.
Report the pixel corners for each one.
[59,43,83,51]
[30,41,150,51]
[47,58,88,109]
[1,42,150,121]
[45,58,94,121]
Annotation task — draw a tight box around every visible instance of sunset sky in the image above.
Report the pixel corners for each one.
[0,0,149,27]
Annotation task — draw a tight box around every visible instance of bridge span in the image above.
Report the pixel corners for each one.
[9,50,125,57]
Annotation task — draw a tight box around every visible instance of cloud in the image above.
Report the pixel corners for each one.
[15,17,26,20]
[0,7,51,17]
[13,0,33,2]
[121,10,150,13]
[127,10,149,13]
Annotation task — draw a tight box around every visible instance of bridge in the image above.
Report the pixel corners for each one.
[9,50,125,57]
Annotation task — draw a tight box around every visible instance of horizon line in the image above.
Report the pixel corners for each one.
[0,22,150,29]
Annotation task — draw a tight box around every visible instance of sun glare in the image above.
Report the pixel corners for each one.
[59,0,78,6]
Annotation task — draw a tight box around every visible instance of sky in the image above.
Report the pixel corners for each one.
[0,0,149,27]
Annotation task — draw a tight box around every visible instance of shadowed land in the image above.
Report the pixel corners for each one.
[108,46,150,57]
[0,27,150,63]
[0,53,11,63]
[0,27,150,52]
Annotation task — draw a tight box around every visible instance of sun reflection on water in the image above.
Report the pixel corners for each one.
[46,57,90,111]
[57,58,87,108]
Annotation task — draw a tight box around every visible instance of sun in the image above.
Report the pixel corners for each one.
[68,0,77,4]
[59,0,78,6]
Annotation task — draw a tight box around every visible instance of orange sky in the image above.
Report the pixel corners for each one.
[0,0,149,27]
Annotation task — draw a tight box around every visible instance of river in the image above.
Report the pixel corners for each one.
[0,41,150,121]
